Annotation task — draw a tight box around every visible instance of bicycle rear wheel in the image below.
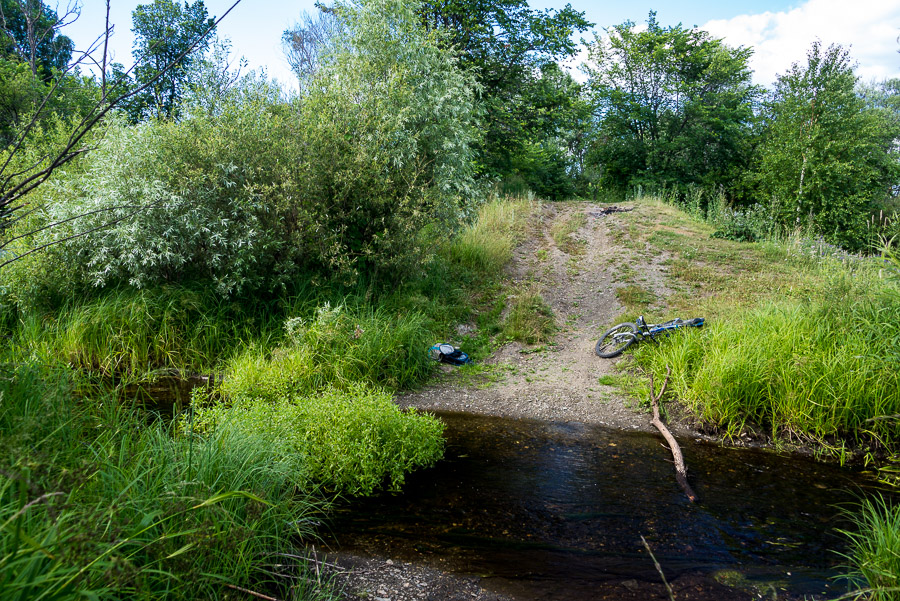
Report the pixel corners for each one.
[595,323,638,358]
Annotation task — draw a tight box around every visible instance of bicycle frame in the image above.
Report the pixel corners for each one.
[634,315,694,343]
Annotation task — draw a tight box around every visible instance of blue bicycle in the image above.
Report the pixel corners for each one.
[595,315,704,358]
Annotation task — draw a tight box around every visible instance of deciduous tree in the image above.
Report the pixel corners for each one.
[752,42,900,248]
[584,12,759,197]
[418,0,591,193]
[129,0,215,120]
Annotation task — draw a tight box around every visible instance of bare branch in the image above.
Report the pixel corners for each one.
[0,0,242,229]
[0,198,166,269]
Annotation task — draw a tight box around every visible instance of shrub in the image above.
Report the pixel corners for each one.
[224,302,434,400]
[7,0,479,301]
[193,382,445,496]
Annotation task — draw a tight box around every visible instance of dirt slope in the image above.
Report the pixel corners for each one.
[397,200,674,431]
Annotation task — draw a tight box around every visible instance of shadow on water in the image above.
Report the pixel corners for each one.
[324,411,892,600]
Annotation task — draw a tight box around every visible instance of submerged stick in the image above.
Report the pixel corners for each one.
[649,366,698,503]
[641,535,676,601]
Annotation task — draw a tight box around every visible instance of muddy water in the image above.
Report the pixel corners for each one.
[325,412,888,600]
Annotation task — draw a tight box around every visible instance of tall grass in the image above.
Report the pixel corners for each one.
[449,195,536,274]
[634,260,900,454]
[224,302,434,401]
[0,363,332,601]
[839,496,900,601]
[0,193,538,598]
[193,383,445,496]
[7,286,284,376]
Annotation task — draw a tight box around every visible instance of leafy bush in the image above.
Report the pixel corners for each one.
[193,382,445,496]
[224,302,434,400]
[6,0,478,301]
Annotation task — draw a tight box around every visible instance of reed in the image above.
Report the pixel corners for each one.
[0,364,331,600]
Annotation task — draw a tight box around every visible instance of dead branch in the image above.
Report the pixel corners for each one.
[649,366,697,503]
[640,535,675,601]
[224,584,282,601]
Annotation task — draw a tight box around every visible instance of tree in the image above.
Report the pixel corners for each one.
[282,4,342,94]
[0,0,235,258]
[584,12,759,197]
[417,0,591,192]
[752,42,900,249]
[0,0,76,77]
[130,0,215,120]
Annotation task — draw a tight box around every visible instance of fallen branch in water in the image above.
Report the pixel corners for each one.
[649,366,697,503]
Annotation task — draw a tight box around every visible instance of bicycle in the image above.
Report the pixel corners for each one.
[595,315,704,358]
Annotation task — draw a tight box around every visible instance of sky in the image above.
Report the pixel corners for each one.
[63,0,900,89]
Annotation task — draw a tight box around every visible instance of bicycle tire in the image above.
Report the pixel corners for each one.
[595,322,638,358]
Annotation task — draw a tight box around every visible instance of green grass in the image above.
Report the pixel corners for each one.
[839,496,900,601]
[616,284,657,310]
[192,383,445,496]
[614,196,900,459]
[449,196,536,274]
[0,194,541,599]
[551,211,587,255]
[501,284,556,344]
[0,364,332,601]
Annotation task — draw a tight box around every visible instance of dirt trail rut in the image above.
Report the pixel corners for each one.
[398,200,673,431]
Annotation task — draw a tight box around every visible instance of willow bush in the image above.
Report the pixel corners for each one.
[2,0,478,306]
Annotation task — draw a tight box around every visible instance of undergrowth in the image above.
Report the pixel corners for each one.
[0,193,538,599]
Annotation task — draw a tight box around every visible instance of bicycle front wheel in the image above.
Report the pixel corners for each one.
[595,323,638,358]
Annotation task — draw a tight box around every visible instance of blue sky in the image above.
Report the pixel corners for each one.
[65,0,900,88]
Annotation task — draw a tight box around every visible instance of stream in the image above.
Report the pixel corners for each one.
[324,411,889,600]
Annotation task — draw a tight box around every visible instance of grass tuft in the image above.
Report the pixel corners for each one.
[450,196,536,273]
[839,496,900,601]
[502,284,556,344]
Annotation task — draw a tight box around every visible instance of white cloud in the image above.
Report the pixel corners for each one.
[702,0,900,86]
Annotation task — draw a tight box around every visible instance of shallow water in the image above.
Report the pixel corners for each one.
[325,411,890,600]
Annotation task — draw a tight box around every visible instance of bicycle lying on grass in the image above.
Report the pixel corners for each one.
[595,315,704,358]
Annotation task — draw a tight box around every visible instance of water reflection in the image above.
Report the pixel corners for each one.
[326,412,886,600]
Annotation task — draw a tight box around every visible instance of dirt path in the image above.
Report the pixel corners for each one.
[325,201,707,601]
[398,200,676,431]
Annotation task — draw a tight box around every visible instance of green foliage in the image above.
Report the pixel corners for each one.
[584,12,759,198]
[502,284,555,344]
[129,0,216,120]
[9,0,478,298]
[751,42,900,250]
[0,363,331,600]
[419,0,591,192]
[193,383,445,496]
[0,0,74,76]
[449,195,534,274]
[5,286,280,375]
[839,496,900,601]
[223,302,434,400]
[634,264,900,453]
